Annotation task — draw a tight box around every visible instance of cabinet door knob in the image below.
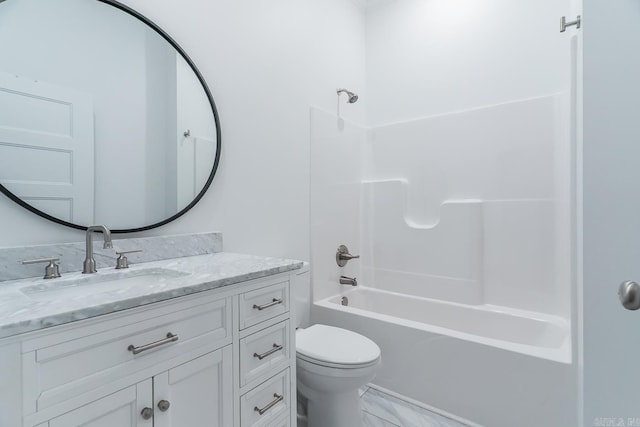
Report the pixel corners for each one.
[140,407,154,420]
[157,400,171,412]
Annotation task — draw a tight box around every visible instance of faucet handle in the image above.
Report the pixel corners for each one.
[336,245,360,267]
[22,257,61,279]
[115,250,142,269]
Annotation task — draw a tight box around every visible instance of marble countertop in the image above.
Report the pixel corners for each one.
[0,252,303,339]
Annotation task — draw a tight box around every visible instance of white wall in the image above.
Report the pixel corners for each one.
[0,0,367,263]
[365,0,571,126]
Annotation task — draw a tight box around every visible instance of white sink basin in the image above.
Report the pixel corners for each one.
[21,268,189,301]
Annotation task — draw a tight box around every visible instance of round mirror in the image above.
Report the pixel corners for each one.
[0,0,221,232]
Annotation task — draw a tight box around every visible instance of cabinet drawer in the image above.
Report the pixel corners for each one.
[241,369,291,427]
[239,282,289,330]
[24,296,230,412]
[240,320,290,387]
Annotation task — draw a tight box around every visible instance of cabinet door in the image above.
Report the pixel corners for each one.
[47,380,152,427]
[154,346,233,427]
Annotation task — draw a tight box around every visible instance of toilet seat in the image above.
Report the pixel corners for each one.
[297,352,380,370]
[296,324,381,369]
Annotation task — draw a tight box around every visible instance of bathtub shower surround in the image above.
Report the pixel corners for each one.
[307,1,575,425]
[309,86,574,427]
[361,95,572,318]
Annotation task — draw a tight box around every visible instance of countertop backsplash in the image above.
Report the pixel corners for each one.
[0,232,223,282]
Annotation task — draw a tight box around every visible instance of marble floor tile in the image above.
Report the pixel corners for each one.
[360,388,468,427]
[359,386,371,397]
[297,386,468,427]
[363,411,401,427]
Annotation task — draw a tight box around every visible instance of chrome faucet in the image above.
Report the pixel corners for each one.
[340,276,357,286]
[83,225,113,274]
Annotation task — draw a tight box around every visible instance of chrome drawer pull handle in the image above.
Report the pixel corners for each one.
[254,393,284,415]
[128,333,179,355]
[253,298,283,311]
[253,343,284,360]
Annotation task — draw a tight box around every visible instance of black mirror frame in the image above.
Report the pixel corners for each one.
[0,0,221,233]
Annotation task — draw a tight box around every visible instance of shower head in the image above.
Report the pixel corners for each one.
[337,88,358,104]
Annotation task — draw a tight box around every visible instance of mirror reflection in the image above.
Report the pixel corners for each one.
[0,0,220,231]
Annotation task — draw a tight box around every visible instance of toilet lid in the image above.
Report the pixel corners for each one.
[296,324,380,366]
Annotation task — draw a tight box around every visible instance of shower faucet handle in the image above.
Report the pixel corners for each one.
[336,245,360,267]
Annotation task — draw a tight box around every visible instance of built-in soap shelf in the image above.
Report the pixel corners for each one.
[362,179,482,230]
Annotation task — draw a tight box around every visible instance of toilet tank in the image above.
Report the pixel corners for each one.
[292,262,311,329]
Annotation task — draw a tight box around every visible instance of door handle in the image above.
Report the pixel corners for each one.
[619,281,640,310]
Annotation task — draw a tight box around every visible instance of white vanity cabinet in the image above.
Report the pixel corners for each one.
[0,271,297,427]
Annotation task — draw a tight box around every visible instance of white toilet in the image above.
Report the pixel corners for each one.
[295,324,381,427]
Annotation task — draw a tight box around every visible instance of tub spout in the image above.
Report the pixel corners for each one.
[340,276,357,286]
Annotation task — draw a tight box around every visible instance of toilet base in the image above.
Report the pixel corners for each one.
[295,325,381,427]
[304,389,362,427]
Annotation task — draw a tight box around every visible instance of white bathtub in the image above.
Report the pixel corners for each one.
[312,287,576,427]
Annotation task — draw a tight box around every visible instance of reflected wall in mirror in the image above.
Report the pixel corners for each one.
[0,0,221,232]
